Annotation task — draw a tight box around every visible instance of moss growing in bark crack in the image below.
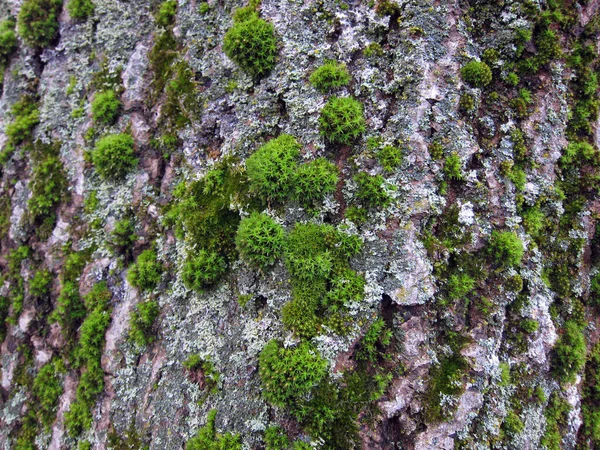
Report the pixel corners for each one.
[127,250,163,292]
[354,172,391,208]
[129,300,160,347]
[460,60,492,87]
[67,0,94,20]
[17,0,62,47]
[5,95,40,146]
[182,250,226,290]
[91,90,121,125]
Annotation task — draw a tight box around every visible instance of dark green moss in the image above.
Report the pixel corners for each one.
[551,320,586,384]
[67,0,94,20]
[5,95,40,145]
[354,172,391,208]
[461,60,492,87]
[129,300,160,347]
[182,250,226,290]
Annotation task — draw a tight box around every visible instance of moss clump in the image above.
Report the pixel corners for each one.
[91,90,121,125]
[551,320,586,384]
[460,60,492,87]
[109,218,137,256]
[378,145,402,172]
[67,0,95,20]
[259,340,328,407]
[129,300,160,347]
[5,95,40,145]
[246,134,300,203]
[0,19,17,66]
[17,0,63,47]
[30,269,52,297]
[236,213,285,270]
[92,133,138,180]
[319,96,366,144]
[489,231,524,268]
[182,250,226,290]
[447,273,475,300]
[354,172,391,208]
[156,0,177,27]
[32,358,64,428]
[310,60,350,92]
[49,280,86,336]
[444,152,464,181]
[127,250,162,291]
[187,409,242,450]
[295,157,339,205]
[223,7,277,79]
[28,141,68,229]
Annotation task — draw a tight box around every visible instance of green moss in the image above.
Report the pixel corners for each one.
[522,205,546,240]
[265,426,289,450]
[540,392,570,450]
[30,269,51,297]
[109,218,137,256]
[489,231,524,268]
[223,8,277,79]
[91,90,121,125]
[363,42,383,57]
[310,60,350,92]
[444,152,464,181]
[461,60,492,87]
[423,353,468,423]
[502,411,524,436]
[325,268,365,310]
[345,205,367,225]
[521,319,539,333]
[459,93,475,113]
[354,172,391,208]
[156,0,177,27]
[295,157,339,205]
[160,61,201,131]
[246,134,300,203]
[378,145,402,172]
[284,223,334,282]
[127,250,162,291]
[259,339,328,407]
[92,133,138,180]
[236,212,285,270]
[129,300,160,346]
[32,358,64,428]
[49,280,86,336]
[17,0,62,47]
[67,0,95,20]
[0,19,17,65]
[5,95,40,145]
[319,96,365,144]
[148,31,178,102]
[182,354,220,393]
[28,141,68,226]
[447,273,475,300]
[182,250,226,290]
[187,409,242,450]
[551,320,586,384]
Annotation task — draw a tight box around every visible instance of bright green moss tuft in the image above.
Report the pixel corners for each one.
[378,145,402,172]
[319,96,365,144]
[246,134,300,203]
[32,358,64,428]
[109,218,137,256]
[444,152,464,181]
[295,157,339,205]
[129,300,160,346]
[551,320,586,384]
[489,230,524,268]
[310,60,350,92]
[67,0,95,20]
[447,273,475,300]
[182,250,226,290]
[259,339,328,407]
[127,250,162,291]
[0,19,17,64]
[460,60,492,87]
[354,172,391,208]
[30,269,52,297]
[236,212,285,270]
[17,0,63,47]
[223,8,277,79]
[92,133,138,180]
[91,90,121,125]
[156,0,177,27]
[5,95,40,145]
